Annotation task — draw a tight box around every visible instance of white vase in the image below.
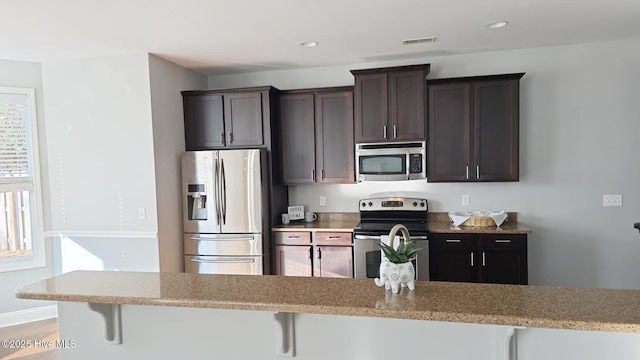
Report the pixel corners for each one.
[374,261,416,294]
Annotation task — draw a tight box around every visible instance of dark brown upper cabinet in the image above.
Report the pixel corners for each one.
[351,64,430,143]
[182,86,277,150]
[427,73,524,182]
[279,87,355,184]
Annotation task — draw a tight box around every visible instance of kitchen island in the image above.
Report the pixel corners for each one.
[15,271,640,359]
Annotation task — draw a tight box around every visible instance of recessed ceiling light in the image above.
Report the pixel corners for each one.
[300,41,318,47]
[486,21,508,29]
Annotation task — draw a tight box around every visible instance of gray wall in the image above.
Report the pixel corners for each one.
[42,54,160,274]
[148,54,206,272]
[0,59,55,313]
[209,38,640,289]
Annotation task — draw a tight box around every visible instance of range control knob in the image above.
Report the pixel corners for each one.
[368,202,373,207]
[361,202,366,207]
[413,202,418,207]
[420,202,425,207]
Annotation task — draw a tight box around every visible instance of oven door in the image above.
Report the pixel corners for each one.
[354,235,429,280]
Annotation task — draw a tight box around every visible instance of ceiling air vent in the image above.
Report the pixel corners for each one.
[402,37,437,45]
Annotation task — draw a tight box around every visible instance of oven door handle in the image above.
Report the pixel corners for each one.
[354,235,428,241]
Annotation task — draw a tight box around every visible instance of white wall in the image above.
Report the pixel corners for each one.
[209,38,640,289]
[0,59,55,314]
[148,54,206,272]
[42,54,160,274]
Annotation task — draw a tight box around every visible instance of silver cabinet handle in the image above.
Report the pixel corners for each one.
[446,239,461,243]
[228,132,233,144]
[393,125,397,138]
[317,247,322,259]
[220,132,225,145]
[482,252,486,266]
[466,166,469,180]
[321,169,325,180]
[288,235,301,239]
[476,165,480,179]
[495,239,512,243]
[471,252,474,266]
[189,257,256,263]
[312,169,316,182]
[383,125,387,139]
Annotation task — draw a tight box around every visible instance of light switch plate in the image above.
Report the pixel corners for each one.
[462,195,470,206]
[603,194,622,207]
[319,196,326,206]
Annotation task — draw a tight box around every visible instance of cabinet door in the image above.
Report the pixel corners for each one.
[224,92,264,147]
[389,70,426,141]
[183,94,225,150]
[429,248,477,282]
[354,73,388,143]
[275,245,313,277]
[280,94,316,183]
[479,234,527,284]
[427,83,472,182]
[314,246,353,278]
[429,233,477,282]
[473,80,519,181]
[315,91,355,183]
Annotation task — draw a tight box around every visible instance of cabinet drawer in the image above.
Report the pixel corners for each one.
[480,234,527,249]
[314,232,353,245]
[274,232,311,245]
[429,233,476,249]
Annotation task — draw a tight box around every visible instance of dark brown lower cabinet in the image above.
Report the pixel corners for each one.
[273,231,353,278]
[429,233,527,285]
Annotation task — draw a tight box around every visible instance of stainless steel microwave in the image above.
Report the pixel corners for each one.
[355,141,426,181]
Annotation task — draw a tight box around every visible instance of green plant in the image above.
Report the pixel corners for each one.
[378,240,422,264]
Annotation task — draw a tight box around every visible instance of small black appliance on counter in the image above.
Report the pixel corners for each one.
[635,223,640,234]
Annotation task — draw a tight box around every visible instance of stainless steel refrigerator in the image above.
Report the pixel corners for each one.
[182,149,268,275]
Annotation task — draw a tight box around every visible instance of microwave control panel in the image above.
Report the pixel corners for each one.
[409,154,423,174]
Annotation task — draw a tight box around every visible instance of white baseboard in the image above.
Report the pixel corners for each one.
[0,305,58,327]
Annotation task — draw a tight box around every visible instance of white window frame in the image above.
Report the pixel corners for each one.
[0,87,45,272]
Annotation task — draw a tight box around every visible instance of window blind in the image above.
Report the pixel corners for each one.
[0,94,31,179]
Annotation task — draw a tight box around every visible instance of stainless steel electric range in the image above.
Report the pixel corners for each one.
[353,197,429,280]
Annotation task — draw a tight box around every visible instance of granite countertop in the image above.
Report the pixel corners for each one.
[272,212,531,234]
[16,270,640,333]
[427,221,531,234]
[427,212,531,234]
[272,213,359,232]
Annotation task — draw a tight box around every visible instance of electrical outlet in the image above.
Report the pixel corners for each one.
[603,194,622,207]
[319,196,326,206]
[137,207,146,220]
[462,195,470,206]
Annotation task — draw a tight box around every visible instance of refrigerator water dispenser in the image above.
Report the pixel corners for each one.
[187,184,207,220]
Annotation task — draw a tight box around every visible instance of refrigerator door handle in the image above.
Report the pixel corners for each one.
[188,234,256,241]
[221,158,227,224]
[189,257,257,264]
[214,158,221,225]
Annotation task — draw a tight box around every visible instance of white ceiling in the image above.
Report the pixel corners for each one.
[2,0,640,75]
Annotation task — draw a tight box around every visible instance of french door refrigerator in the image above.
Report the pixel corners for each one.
[182,149,268,275]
